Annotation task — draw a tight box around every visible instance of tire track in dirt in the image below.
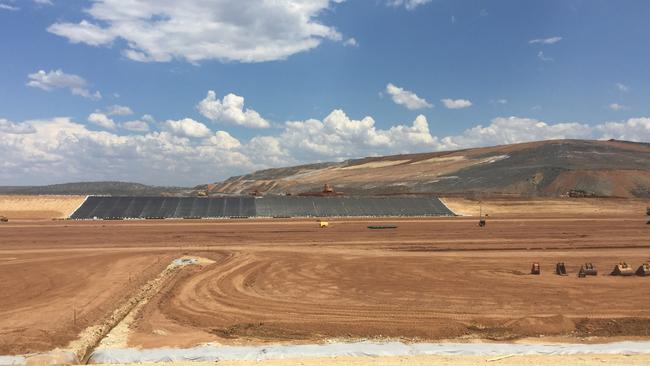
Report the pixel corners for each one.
[153,249,650,344]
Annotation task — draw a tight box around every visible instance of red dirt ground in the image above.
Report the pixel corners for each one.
[0,200,649,354]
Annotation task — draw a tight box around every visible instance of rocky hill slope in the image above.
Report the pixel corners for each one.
[208,140,650,198]
[0,181,188,196]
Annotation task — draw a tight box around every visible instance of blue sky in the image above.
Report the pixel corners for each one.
[0,0,649,186]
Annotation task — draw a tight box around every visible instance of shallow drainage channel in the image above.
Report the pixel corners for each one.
[79,257,214,362]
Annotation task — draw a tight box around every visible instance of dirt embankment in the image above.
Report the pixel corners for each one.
[0,195,86,219]
[208,140,650,198]
[441,197,649,217]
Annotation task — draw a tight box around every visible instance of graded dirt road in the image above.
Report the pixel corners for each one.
[0,198,649,355]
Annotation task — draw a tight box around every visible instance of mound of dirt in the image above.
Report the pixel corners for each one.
[207,139,650,198]
[0,195,86,219]
[508,315,576,336]
[574,318,650,337]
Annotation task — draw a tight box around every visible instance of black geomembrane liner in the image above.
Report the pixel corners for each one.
[70,196,454,219]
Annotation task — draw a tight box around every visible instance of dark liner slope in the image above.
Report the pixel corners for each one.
[69,196,454,219]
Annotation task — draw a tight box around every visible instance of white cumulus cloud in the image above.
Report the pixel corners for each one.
[164,118,212,138]
[107,105,134,116]
[441,98,472,109]
[87,113,116,130]
[0,3,19,11]
[0,118,36,134]
[121,119,150,133]
[48,20,115,46]
[276,109,441,160]
[27,69,101,100]
[0,117,254,185]
[208,131,241,150]
[197,90,270,128]
[47,0,345,63]
[440,117,593,150]
[387,0,432,10]
[597,118,650,141]
[386,83,432,110]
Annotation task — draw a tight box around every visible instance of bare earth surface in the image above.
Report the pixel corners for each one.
[0,195,86,220]
[1,197,649,360]
[442,197,648,217]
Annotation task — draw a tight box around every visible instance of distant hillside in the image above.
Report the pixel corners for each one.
[0,181,189,196]
[209,139,650,198]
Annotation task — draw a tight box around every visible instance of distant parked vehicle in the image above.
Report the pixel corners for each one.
[0,216,8,223]
[530,262,541,275]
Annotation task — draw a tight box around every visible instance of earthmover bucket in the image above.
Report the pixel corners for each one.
[531,262,540,275]
[611,262,634,276]
[578,266,587,278]
[636,263,650,276]
[583,263,598,276]
[556,262,568,276]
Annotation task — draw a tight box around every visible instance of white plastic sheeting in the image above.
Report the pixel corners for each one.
[171,258,198,267]
[87,341,650,364]
[0,355,25,365]
[0,352,78,366]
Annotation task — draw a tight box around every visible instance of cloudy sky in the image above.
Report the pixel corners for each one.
[1,0,649,186]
